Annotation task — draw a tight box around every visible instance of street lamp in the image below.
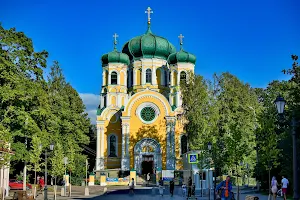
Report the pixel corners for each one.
[274,95,299,200]
[40,143,54,200]
[207,142,212,151]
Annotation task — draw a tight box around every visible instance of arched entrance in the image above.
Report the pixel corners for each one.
[134,138,162,175]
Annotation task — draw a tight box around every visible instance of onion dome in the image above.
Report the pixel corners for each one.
[101,33,130,65]
[122,7,176,60]
[167,34,196,65]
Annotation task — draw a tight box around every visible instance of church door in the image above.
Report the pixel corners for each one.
[141,155,154,175]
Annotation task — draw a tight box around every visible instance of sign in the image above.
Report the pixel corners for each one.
[162,170,174,181]
[188,154,198,164]
[106,178,118,182]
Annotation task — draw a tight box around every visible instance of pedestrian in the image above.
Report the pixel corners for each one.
[281,176,289,200]
[271,176,278,200]
[51,176,53,186]
[170,179,175,197]
[216,176,233,200]
[159,177,164,196]
[39,176,45,192]
[182,182,187,197]
[129,178,135,194]
[147,173,151,186]
[188,176,192,197]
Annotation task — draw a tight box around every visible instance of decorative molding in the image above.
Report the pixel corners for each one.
[136,102,160,124]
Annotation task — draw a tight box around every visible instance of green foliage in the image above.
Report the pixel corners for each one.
[0,24,92,181]
[50,142,65,177]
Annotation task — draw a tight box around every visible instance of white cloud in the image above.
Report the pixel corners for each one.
[79,93,100,124]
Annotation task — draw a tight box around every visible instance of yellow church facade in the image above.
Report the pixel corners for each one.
[96,7,196,175]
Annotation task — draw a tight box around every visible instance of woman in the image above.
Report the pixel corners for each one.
[129,178,135,194]
[271,176,278,200]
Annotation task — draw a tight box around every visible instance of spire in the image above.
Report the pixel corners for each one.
[145,7,153,34]
[113,33,119,50]
[178,33,184,50]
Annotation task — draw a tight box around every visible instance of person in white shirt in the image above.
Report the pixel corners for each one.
[281,176,289,200]
[271,176,278,200]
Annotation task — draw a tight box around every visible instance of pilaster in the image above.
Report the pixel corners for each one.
[96,121,105,171]
[165,117,176,170]
[121,117,131,171]
[152,66,156,85]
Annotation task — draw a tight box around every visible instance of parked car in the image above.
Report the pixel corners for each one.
[9,179,32,190]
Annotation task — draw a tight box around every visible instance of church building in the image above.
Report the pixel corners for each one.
[95,7,196,175]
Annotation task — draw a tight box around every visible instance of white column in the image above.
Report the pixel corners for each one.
[100,96,104,108]
[152,67,156,84]
[106,94,109,107]
[124,74,127,87]
[169,93,173,105]
[142,68,146,85]
[96,126,101,171]
[177,71,180,85]
[116,93,120,107]
[108,72,111,85]
[102,71,106,86]
[100,125,105,170]
[133,69,137,86]
[121,124,126,170]
[176,92,180,107]
[167,70,170,86]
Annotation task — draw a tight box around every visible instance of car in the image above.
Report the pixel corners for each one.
[9,179,32,190]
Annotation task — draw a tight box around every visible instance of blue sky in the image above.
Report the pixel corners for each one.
[1,0,300,121]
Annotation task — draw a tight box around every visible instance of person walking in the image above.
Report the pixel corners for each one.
[188,177,192,197]
[216,176,233,200]
[271,176,278,200]
[170,179,175,197]
[159,177,164,196]
[281,176,289,200]
[182,182,187,197]
[129,178,135,194]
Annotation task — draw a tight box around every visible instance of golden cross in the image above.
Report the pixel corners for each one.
[113,33,118,49]
[145,7,153,24]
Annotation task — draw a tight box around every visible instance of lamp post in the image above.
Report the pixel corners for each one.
[40,143,54,200]
[274,96,299,200]
[208,142,212,200]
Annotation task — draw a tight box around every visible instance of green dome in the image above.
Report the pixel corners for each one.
[122,28,176,60]
[168,49,196,65]
[101,49,130,65]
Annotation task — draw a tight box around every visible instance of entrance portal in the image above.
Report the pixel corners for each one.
[141,155,154,174]
[134,138,162,174]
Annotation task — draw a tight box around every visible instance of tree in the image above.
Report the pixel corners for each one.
[28,134,43,188]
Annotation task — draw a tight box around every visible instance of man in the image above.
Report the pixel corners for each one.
[170,179,175,197]
[159,177,164,196]
[146,173,150,186]
[216,176,233,200]
[281,176,289,200]
[188,177,192,197]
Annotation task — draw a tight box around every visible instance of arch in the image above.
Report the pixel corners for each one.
[180,71,187,83]
[146,68,152,83]
[111,71,118,85]
[108,134,118,157]
[134,138,162,174]
[123,90,173,117]
[180,134,188,155]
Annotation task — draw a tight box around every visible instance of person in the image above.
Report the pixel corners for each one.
[271,176,278,200]
[129,178,135,194]
[159,177,164,196]
[192,183,195,196]
[216,176,233,200]
[170,179,175,197]
[39,176,45,192]
[188,177,192,197]
[281,176,289,200]
[147,173,151,186]
[182,182,187,197]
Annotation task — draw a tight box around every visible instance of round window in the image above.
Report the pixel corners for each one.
[140,107,156,122]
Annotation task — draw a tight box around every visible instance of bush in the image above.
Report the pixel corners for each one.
[71,176,84,186]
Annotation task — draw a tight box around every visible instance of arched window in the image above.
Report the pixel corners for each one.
[146,69,152,83]
[111,72,118,85]
[181,135,188,155]
[180,71,187,83]
[108,135,117,157]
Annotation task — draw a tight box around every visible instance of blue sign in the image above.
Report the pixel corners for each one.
[106,178,118,182]
[188,154,198,164]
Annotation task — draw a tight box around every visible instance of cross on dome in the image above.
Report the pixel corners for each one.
[178,34,184,50]
[145,7,153,25]
[113,33,119,50]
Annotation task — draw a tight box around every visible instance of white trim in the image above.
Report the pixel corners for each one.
[136,102,160,124]
[108,133,118,157]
